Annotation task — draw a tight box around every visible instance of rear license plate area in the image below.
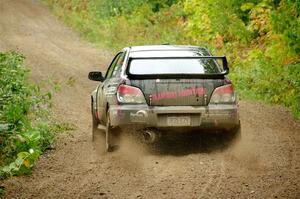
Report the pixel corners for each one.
[167,116,190,126]
[157,113,201,127]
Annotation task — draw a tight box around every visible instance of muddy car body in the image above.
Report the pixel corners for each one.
[89,45,240,151]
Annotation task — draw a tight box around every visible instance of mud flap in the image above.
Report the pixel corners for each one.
[105,110,120,152]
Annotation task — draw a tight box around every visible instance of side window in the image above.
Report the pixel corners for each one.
[112,52,126,77]
[105,53,123,79]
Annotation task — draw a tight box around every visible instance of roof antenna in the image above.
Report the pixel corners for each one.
[162,43,170,45]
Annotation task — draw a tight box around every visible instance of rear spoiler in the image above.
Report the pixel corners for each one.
[126,56,229,79]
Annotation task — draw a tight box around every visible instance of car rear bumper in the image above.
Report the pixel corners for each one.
[109,104,239,131]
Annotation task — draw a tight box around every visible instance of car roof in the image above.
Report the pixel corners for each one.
[129,45,205,51]
[127,45,210,58]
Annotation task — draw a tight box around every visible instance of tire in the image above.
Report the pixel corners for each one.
[232,122,241,140]
[224,122,241,144]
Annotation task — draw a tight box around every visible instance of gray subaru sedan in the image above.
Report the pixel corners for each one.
[89,45,240,152]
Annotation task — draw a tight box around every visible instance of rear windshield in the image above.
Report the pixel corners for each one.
[128,58,222,75]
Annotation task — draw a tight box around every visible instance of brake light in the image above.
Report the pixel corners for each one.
[210,84,236,104]
[117,84,146,104]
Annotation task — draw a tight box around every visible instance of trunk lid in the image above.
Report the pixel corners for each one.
[130,79,223,106]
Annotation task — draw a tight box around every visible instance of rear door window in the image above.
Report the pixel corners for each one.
[106,52,125,78]
[112,52,126,77]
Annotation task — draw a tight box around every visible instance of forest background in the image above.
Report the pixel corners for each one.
[45,0,300,118]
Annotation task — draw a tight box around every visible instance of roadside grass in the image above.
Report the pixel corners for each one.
[0,51,67,183]
[0,186,4,198]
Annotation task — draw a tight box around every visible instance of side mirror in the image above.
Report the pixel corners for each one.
[88,71,105,82]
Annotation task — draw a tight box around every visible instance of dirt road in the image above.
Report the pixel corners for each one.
[1,0,299,198]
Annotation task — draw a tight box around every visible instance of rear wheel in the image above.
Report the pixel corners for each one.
[224,122,241,144]
[232,122,241,139]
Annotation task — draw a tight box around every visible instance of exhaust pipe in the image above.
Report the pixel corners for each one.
[143,129,160,144]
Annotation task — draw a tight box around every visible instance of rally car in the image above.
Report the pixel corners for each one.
[89,45,240,152]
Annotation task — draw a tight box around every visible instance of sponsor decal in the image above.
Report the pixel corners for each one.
[130,110,148,122]
[152,87,206,101]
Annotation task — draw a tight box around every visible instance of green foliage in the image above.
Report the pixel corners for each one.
[89,0,145,17]
[184,0,253,44]
[45,0,300,118]
[88,0,180,18]
[0,186,5,197]
[271,0,300,53]
[45,0,187,50]
[0,51,57,179]
[230,49,300,118]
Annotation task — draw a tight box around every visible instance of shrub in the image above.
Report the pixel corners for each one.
[0,51,56,179]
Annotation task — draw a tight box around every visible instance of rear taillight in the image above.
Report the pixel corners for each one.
[117,84,146,104]
[210,84,236,104]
